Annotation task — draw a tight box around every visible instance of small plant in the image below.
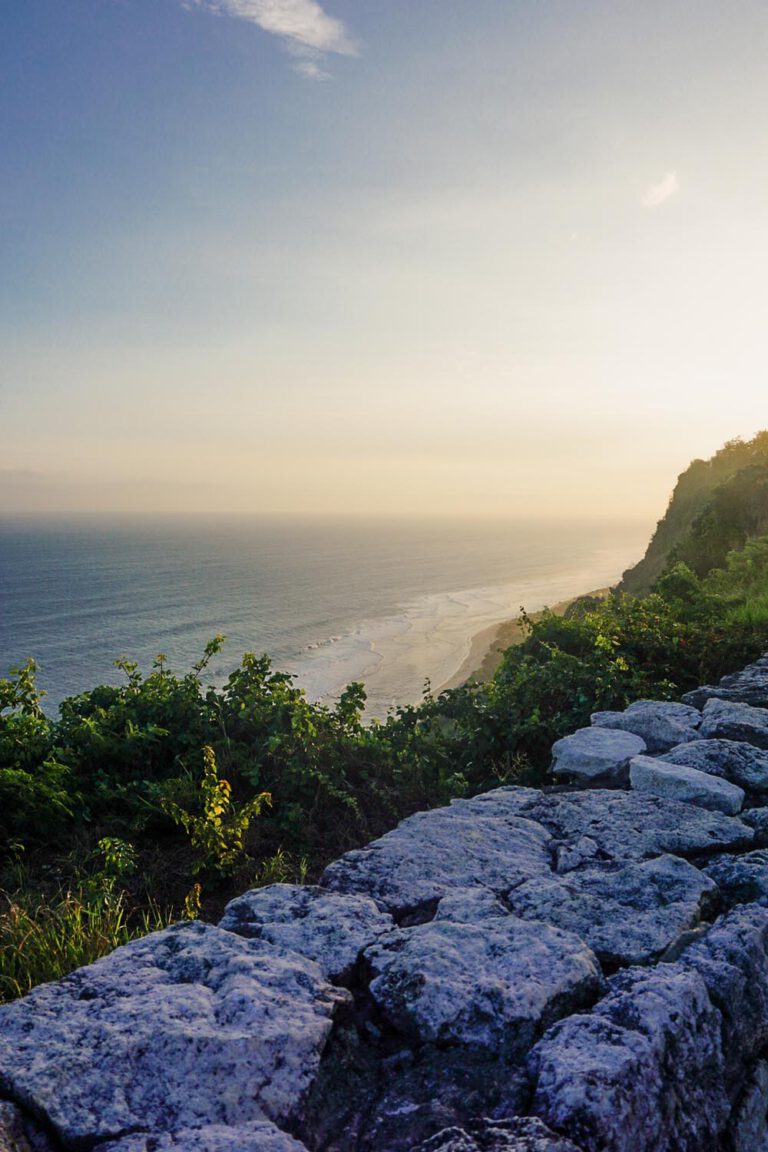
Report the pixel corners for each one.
[162,745,271,876]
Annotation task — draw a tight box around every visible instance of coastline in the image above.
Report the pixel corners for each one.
[437,586,611,692]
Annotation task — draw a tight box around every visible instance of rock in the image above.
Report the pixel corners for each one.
[744,807,768,844]
[433,886,510,922]
[219,884,393,982]
[699,698,768,749]
[661,738,768,792]
[729,1060,768,1152]
[302,1027,530,1152]
[703,850,768,907]
[530,964,728,1152]
[416,1118,585,1151]
[0,922,346,1148]
[507,854,717,967]
[629,755,745,814]
[683,655,768,710]
[320,806,553,918]
[591,700,701,754]
[0,1102,56,1152]
[365,915,602,1057]
[554,835,601,874]
[98,1122,310,1151]
[680,904,768,1091]
[550,727,645,787]
[512,789,754,863]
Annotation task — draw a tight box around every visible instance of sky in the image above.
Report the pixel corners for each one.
[2,0,768,522]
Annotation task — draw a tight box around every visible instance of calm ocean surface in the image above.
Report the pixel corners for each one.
[0,516,650,718]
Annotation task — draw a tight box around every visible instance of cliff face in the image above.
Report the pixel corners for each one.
[620,431,768,594]
[6,658,768,1150]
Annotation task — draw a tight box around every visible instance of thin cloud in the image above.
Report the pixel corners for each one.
[185,0,357,78]
[641,172,680,208]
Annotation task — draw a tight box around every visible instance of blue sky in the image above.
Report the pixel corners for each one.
[3,1,768,517]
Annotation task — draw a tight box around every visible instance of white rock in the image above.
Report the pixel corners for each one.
[507,854,717,966]
[321,806,553,916]
[99,1122,310,1151]
[630,755,744,814]
[219,884,393,982]
[365,916,602,1058]
[700,698,768,749]
[661,738,768,792]
[0,922,345,1148]
[591,699,701,754]
[550,726,646,786]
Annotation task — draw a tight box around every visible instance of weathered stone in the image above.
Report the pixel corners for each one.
[0,1102,56,1152]
[302,1026,530,1152]
[699,698,768,749]
[550,727,645,787]
[680,904,768,1091]
[591,700,701,754]
[365,915,602,1057]
[629,755,745,814]
[744,807,768,844]
[661,738,768,792]
[729,1060,768,1152]
[219,884,392,982]
[0,922,345,1147]
[554,835,601,874]
[683,655,768,710]
[98,1122,309,1151]
[507,854,717,967]
[433,886,510,923]
[704,850,768,907]
[416,1118,585,1151]
[320,806,552,917]
[510,789,754,863]
[530,965,728,1152]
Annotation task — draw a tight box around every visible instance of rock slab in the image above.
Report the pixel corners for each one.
[629,754,745,814]
[0,922,345,1147]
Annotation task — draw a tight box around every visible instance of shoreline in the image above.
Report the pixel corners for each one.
[437,586,611,693]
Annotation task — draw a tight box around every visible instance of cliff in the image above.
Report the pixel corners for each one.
[620,430,768,594]
[5,659,768,1150]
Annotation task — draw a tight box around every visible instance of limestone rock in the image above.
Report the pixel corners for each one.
[507,854,717,966]
[320,806,552,917]
[629,754,745,814]
[0,1102,55,1152]
[699,698,768,749]
[219,884,392,982]
[729,1060,768,1152]
[703,850,768,907]
[0,922,345,1148]
[365,915,602,1057]
[683,655,768,710]
[661,738,768,792]
[550,726,645,786]
[530,965,728,1152]
[680,904,768,1091]
[591,700,701,754]
[744,807,768,844]
[510,788,754,863]
[416,1118,585,1151]
[98,1123,310,1151]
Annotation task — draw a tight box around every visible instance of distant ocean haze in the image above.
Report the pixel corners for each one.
[0,515,650,718]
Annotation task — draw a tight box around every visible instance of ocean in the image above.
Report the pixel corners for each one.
[0,515,650,718]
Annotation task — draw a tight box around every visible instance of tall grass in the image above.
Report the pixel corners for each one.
[727,595,768,629]
[0,883,170,1002]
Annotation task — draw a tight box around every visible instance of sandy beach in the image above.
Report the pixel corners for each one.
[438,587,611,692]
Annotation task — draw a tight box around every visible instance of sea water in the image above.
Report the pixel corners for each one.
[0,515,650,718]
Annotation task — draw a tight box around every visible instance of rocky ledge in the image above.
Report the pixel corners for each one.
[6,657,768,1150]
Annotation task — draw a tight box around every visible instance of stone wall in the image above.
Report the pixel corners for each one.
[5,658,768,1150]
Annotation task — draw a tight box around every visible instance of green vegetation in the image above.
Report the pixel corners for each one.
[5,432,768,999]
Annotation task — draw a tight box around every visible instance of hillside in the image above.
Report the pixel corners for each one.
[620,431,768,594]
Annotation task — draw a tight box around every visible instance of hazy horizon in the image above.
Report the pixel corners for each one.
[3,2,768,518]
